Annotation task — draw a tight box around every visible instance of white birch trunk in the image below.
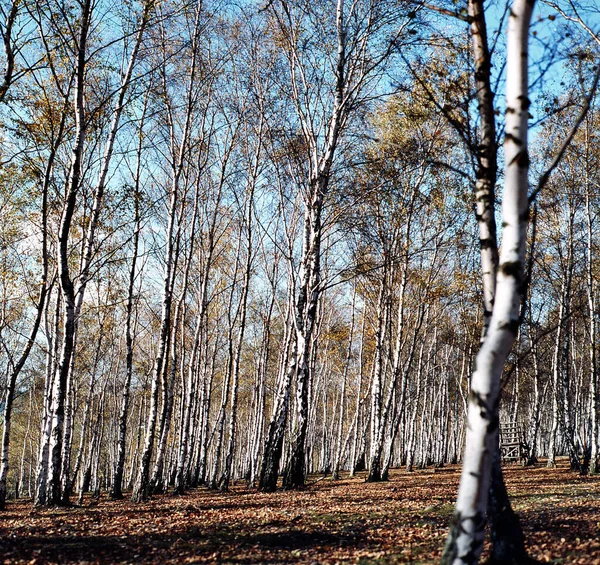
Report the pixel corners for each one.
[442,0,534,560]
[585,142,599,472]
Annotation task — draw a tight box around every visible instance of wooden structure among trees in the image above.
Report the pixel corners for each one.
[499,424,527,463]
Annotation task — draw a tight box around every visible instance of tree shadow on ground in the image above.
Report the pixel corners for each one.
[0,521,366,564]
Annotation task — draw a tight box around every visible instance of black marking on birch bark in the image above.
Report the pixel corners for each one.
[498,318,520,334]
[470,389,488,406]
[480,237,495,250]
[470,390,492,420]
[448,509,487,565]
[473,511,486,529]
[500,261,522,278]
[488,414,499,433]
[504,132,521,144]
[510,149,530,168]
[518,95,531,109]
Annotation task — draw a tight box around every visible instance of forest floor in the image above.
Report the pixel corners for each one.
[1,458,599,564]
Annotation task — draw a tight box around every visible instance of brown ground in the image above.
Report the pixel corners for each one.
[1,459,599,564]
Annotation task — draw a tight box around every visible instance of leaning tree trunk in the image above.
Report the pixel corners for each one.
[560,206,580,471]
[441,0,534,561]
[0,280,49,509]
[195,339,218,486]
[486,441,528,564]
[17,386,35,499]
[174,142,223,492]
[547,289,563,469]
[247,268,275,485]
[150,224,191,495]
[548,252,571,468]
[132,0,202,500]
[0,87,58,508]
[455,0,530,559]
[369,214,422,482]
[525,324,545,466]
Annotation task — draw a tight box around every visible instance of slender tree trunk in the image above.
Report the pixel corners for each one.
[350,313,367,476]
[0,94,56,507]
[406,340,426,472]
[45,0,92,507]
[0,0,18,104]
[586,151,599,472]
[247,274,275,485]
[332,286,356,479]
[34,289,62,506]
[111,133,144,499]
[283,193,324,489]
[54,0,151,506]
[195,338,217,486]
[0,282,50,508]
[367,274,389,482]
[547,296,563,468]
[525,322,545,466]
[258,281,297,491]
[132,183,178,502]
[442,1,534,560]
[16,387,34,499]
[61,328,103,503]
[220,217,253,490]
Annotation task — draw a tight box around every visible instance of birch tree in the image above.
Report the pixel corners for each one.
[41,0,93,506]
[442,0,535,561]
[0,0,21,104]
[259,0,410,492]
